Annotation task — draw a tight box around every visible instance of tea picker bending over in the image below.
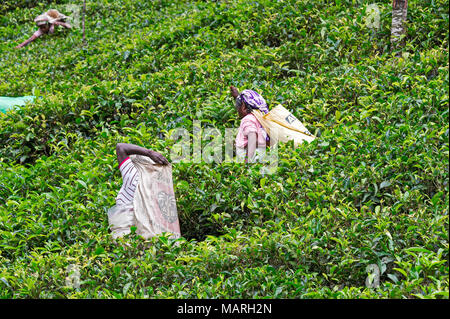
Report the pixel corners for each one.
[108,143,181,240]
[15,9,72,49]
[115,143,169,206]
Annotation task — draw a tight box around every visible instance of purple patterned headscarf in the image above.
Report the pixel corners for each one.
[236,89,269,114]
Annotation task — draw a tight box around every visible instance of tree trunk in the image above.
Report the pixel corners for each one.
[391,0,408,51]
[82,0,86,45]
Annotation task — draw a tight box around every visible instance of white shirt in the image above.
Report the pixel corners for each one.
[116,157,139,205]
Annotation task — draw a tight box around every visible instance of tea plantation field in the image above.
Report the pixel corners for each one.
[0,0,448,298]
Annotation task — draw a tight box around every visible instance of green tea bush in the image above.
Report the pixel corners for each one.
[0,0,448,298]
[0,1,72,15]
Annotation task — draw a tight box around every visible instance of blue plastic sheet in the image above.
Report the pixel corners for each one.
[0,96,35,113]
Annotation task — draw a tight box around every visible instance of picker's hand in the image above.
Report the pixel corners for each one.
[15,29,43,49]
[147,150,169,165]
[53,21,72,29]
[230,86,240,99]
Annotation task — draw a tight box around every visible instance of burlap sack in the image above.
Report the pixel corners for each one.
[252,104,316,147]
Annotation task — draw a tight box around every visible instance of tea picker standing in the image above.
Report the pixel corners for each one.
[15,9,72,49]
[231,86,316,157]
[230,86,270,163]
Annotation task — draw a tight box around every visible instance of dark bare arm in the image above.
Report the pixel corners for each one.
[53,21,72,29]
[116,143,169,166]
[15,29,43,49]
[230,85,240,99]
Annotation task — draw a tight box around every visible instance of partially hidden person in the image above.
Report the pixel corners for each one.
[15,9,71,49]
[108,143,181,241]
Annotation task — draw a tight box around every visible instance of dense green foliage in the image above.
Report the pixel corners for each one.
[0,0,448,298]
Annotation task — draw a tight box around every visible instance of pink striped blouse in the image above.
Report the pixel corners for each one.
[235,113,268,148]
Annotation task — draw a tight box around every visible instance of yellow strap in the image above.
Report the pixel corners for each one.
[267,117,316,138]
[253,110,316,138]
